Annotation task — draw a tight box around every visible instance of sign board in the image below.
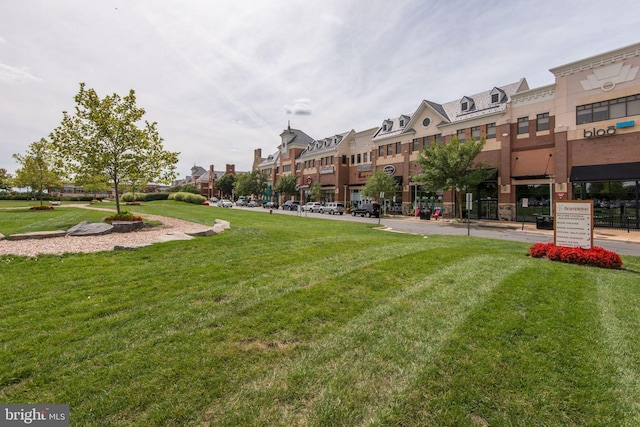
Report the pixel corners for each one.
[522,198,529,208]
[554,200,594,249]
[465,193,473,210]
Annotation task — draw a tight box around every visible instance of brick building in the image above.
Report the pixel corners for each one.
[256,42,640,228]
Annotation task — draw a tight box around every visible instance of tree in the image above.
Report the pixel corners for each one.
[274,174,298,200]
[215,174,236,198]
[12,138,63,205]
[413,136,493,219]
[234,170,267,200]
[0,168,13,191]
[50,83,179,215]
[361,169,399,207]
[309,182,322,202]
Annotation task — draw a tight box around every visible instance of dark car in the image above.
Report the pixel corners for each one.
[263,201,279,209]
[351,203,381,218]
[282,200,301,211]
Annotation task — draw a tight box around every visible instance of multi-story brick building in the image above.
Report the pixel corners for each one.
[256,42,640,229]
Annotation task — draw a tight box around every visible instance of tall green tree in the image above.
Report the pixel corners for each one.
[361,169,399,205]
[50,83,179,215]
[234,170,267,200]
[215,174,237,198]
[274,174,298,200]
[12,138,63,205]
[413,136,492,219]
[0,168,13,191]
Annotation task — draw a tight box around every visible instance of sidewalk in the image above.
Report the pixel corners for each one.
[391,215,640,245]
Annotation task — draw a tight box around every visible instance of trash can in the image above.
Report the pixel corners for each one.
[536,215,554,230]
[419,210,431,220]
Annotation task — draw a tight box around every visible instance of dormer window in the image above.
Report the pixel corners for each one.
[490,87,505,104]
[382,119,393,132]
[460,96,475,112]
[399,119,405,127]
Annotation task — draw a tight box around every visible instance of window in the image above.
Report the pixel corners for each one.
[399,119,405,127]
[536,113,550,131]
[457,129,466,140]
[387,144,393,155]
[471,126,481,140]
[357,153,361,164]
[296,163,301,171]
[486,123,496,139]
[363,152,367,163]
[491,93,499,103]
[342,155,347,165]
[517,117,529,135]
[283,164,291,172]
[378,146,384,157]
[412,138,420,151]
[461,102,468,111]
[435,134,443,143]
[576,94,640,124]
[351,154,355,164]
[395,142,401,154]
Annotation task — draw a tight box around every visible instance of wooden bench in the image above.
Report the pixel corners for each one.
[49,201,61,206]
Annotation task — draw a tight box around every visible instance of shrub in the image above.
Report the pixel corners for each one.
[104,210,142,222]
[121,192,146,202]
[168,192,206,204]
[144,192,170,201]
[29,205,55,210]
[529,242,622,269]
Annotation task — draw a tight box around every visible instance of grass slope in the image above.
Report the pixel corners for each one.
[1,201,640,426]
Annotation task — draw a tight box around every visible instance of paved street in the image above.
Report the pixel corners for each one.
[243,206,640,257]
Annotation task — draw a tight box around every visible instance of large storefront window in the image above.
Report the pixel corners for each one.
[572,181,639,229]
[515,184,552,222]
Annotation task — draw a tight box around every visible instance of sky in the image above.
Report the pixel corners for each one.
[1,0,639,179]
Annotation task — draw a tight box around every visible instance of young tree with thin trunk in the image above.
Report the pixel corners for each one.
[50,83,179,215]
[13,138,63,205]
[413,136,492,219]
[361,169,399,204]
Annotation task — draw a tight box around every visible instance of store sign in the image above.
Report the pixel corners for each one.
[383,165,396,175]
[320,166,335,174]
[583,126,616,138]
[554,201,594,249]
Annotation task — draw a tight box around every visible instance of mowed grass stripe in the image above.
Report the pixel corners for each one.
[596,273,640,426]
[204,253,524,426]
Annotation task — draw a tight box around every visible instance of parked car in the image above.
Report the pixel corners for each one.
[320,202,345,215]
[263,201,279,209]
[236,199,248,207]
[282,200,301,211]
[351,203,380,218]
[303,202,324,212]
[209,197,219,204]
[247,200,259,207]
[217,199,233,208]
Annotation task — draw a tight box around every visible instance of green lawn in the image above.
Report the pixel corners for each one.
[1,201,640,426]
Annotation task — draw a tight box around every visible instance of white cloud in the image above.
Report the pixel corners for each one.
[285,98,313,116]
[1,0,639,176]
[0,63,42,83]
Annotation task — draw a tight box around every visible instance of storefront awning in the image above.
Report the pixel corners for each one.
[570,162,640,182]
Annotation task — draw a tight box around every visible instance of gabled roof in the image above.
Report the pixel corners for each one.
[439,78,528,123]
[300,131,351,158]
[279,126,314,147]
[258,151,280,168]
[372,115,412,141]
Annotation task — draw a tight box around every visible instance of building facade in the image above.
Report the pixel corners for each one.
[255,42,640,228]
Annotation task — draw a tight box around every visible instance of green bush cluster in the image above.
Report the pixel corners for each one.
[121,192,146,202]
[143,192,170,201]
[168,191,206,204]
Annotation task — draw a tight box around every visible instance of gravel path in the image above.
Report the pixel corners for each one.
[0,206,215,257]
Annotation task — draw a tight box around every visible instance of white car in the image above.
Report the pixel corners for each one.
[303,202,323,212]
[217,199,233,208]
